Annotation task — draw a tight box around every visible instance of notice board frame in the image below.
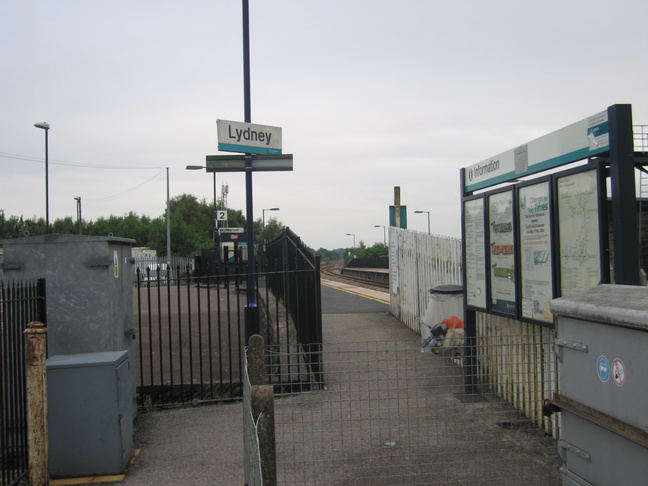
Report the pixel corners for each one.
[461,157,609,328]
[460,105,633,331]
[460,104,635,393]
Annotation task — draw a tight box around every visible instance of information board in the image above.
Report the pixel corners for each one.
[488,190,516,315]
[518,181,553,323]
[556,169,602,296]
[463,198,487,309]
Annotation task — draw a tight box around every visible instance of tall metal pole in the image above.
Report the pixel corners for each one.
[242,0,259,339]
[166,167,171,271]
[374,225,386,246]
[74,197,82,234]
[608,104,639,285]
[45,129,49,233]
[213,171,219,248]
[34,122,50,233]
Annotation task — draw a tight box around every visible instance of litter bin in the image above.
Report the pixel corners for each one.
[421,284,464,353]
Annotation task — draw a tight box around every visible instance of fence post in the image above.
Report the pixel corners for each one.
[248,335,277,486]
[24,321,49,486]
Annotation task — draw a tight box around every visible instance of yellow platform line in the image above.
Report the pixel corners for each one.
[322,282,389,305]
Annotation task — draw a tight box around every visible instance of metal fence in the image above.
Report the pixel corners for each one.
[0,279,46,486]
[134,267,247,408]
[269,337,560,485]
[131,256,195,285]
[262,228,323,385]
[134,255,322,409]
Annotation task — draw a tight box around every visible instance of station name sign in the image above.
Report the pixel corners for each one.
[217,119,282,156]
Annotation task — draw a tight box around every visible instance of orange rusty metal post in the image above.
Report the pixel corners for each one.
[24,321,49,486]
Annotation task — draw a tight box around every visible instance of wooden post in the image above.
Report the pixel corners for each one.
[394,186,401,228]
[24,321,49,486]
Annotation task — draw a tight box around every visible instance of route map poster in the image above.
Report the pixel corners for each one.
[488,191,516,315]
[464,198,487,309]
[557,169,602,297]
[518,181,553,323]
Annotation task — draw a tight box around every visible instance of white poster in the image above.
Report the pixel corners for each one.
[488,191,516,315]
[557,170,601,296]
[518,182,553,323]
[464,198,487,309]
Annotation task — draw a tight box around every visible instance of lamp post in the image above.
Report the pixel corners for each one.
[414,210,431,234]
[374,224,386,246]
[186,165,218,245]
[34,122,50,233]
[74,197,82,234]
[165,167,171,271]
[346,233,356,258]
[262,207,280,246]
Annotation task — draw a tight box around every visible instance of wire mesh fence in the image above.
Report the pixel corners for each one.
[269,338,561,485]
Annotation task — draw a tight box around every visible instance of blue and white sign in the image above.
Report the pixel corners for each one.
[217,119,282,155]
[463,110,609,193]
[597,355,610,383]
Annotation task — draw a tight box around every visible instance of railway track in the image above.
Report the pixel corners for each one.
[320,260,390,291]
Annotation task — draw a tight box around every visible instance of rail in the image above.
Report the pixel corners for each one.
[320,261,389,291]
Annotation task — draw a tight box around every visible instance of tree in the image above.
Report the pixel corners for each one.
[0,192,293,258]
[50,217,77,235]
[254,216,286,245]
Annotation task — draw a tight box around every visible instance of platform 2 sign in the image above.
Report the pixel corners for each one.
[217,119,282,155]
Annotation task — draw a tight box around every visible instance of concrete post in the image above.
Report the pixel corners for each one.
[24,321,49,486]
[248,334,266,386]
[247,334,276,485]
[251,385,277,485]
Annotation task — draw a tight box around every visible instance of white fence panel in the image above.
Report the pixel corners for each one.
[389,227,462,333]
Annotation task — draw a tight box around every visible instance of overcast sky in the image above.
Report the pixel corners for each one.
[2,1,647,250]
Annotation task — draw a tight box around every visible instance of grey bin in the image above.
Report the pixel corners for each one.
[47,351,134,478]
[421,284,464,353]
[550,285,648,486]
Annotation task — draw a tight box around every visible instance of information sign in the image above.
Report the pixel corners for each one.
[556,169,602,297]
[488,190,516,315]
[518,181,553,323]
[463,110,609,193]
[464,198,487,309]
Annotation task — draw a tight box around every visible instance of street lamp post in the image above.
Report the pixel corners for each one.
[414,210,431,234]
[166,168,171,271]
[34,122,50,233]
[262,207,280,246]
[374,224,386,246]
[186,165,218,246]
[74,197,82,234]
[346,233,356,258]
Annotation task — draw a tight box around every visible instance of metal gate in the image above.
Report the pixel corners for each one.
[0,278,46,486]
[134,269,246,409]
[134,260,322,410]
[269,337,561,485]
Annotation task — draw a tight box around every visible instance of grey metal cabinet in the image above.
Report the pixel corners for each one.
[47,351,134,478]
[550,285,648,486]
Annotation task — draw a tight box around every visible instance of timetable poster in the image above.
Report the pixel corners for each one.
[488,191,516,315]
[518,182,553,323]
[464,198,487,309]
[557,170,601,296]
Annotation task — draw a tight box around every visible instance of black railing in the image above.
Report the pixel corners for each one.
[0,278,46,486]
[134,232,323,409]
[134,265,246,409]
[262,228,323,387]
